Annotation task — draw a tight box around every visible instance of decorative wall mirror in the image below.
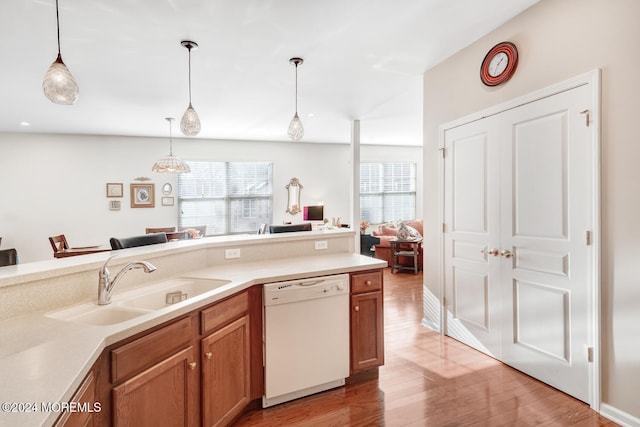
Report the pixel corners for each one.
[286,177,302,215]
[162,183,173,195]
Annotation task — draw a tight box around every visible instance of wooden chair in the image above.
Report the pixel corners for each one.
[0,248,18,267]
[145,227,176,234]
[49,234,70,254]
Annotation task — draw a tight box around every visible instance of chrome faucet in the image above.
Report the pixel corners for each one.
[98,255,157,305]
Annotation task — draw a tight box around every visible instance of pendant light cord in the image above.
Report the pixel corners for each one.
[167,118,174,156]
[188,47,193,105]
[294,62,298,114]
[55,0,61,55]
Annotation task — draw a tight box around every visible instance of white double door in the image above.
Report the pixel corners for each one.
[443,83,595,403]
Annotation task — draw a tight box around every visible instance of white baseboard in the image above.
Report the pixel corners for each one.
[600,403,640,427]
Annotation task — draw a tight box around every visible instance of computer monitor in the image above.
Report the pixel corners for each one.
[303,205,324,221]
[269,223,313,234]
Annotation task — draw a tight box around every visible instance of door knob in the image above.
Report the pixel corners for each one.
[500,249,512,259]
[481,248,500,257]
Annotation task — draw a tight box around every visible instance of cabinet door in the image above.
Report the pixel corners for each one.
[351,291,384,372]
[112,346,197,427]
[54,372,96,427]
[202,315,251,427]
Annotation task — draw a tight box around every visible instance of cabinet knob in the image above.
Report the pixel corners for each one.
[188,362,197,370]
[205,352,212,360]
[365,280,372,286]
[354,305,360,312]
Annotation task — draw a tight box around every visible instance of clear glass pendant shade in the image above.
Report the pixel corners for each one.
[43,54,79,105]
[287,113,304,141]
[180,103,201,136]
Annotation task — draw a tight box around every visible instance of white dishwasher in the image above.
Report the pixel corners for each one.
[263,273,350,408]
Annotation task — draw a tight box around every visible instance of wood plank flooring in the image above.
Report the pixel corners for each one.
[234,269,616,426]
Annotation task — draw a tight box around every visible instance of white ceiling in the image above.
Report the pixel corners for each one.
[1,0,539,145]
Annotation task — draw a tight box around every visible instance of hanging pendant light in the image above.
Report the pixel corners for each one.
[42,0,79,105]
[287,57,304,141]
[152,118,191,173]
[180,40,201,136]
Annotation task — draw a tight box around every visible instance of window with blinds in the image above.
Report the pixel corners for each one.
[360,162,416,224]
[178,161,273,235]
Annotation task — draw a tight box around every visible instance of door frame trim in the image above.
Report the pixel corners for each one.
[437,69,601,410]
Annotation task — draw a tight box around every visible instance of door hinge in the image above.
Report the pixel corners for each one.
[438,147,446,158]
[580,109,590,127]
[584,345,594,363]
[585,230,592,246]
[442,223,446,233]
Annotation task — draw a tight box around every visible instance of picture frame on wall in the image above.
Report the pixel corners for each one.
[130,183,155,208]
[109,200,121,211]
[161,196,174,206]
[106,182,123,198]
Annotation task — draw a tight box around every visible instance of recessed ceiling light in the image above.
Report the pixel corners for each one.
[306,113,315,118]
[20,122,30,126]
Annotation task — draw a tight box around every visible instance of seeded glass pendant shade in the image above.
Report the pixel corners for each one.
[152,118,191,174]
[287,58,304,141]
[180,41,201,136]
[43,0,79,105]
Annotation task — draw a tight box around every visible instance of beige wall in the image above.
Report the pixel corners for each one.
[423,0,640,420]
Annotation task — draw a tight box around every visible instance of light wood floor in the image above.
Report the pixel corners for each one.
[235,269,616,426]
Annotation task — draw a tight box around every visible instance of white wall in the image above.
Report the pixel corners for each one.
[422,0,640,421]
[0,133,421,263]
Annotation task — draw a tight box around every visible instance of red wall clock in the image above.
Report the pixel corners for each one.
[480,42,518,86]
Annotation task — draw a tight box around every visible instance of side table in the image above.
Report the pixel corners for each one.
[390,239,422,274]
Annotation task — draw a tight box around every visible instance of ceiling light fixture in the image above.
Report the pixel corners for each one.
[180,40,201,136]
[152,118,191,174]
[42,0,79,105]
[287,57,304,141]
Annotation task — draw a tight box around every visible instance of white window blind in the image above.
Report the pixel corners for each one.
[360,162,416,224]
[178,161,273,235]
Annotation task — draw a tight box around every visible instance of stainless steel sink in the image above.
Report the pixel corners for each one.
[119,277,231,311]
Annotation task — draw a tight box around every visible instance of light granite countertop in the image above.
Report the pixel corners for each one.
[0,252,385,427]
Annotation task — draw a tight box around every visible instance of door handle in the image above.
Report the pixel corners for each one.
[500,249,512,259]
[481,248,500,257]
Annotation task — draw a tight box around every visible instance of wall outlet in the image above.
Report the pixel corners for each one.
[315,240,328,250]
[225,248,241,259]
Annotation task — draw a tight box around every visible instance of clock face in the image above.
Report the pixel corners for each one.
[480,42,518,86]
[488,52,509,77]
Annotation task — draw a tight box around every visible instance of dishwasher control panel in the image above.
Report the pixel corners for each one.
[263,274,349,306]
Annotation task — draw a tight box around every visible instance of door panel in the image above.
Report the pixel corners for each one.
[444,122,502,359]
[501,84,592,403]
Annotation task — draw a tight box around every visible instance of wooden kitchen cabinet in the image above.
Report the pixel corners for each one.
[350,270,385,372]
[54,371,96,427]
[112,346,198,427]
[109,316,198,427]
[200,290,252,427]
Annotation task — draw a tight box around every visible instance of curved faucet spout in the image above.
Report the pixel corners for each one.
[98,255,157,305]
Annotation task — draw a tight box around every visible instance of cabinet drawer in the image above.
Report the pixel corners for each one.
[111,316,192,383]
[351,270,382,294]
[201,291,249,334]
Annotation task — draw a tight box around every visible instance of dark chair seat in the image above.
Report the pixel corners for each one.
[110,233,168,250]
[0,248,18,267]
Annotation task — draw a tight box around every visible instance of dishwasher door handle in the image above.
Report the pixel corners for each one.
[297,279,325,287]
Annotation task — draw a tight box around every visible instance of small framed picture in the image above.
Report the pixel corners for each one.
[106,182,123,198]
[130,183,155,208]
[162,196,174,206]
[109,200,121,210]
